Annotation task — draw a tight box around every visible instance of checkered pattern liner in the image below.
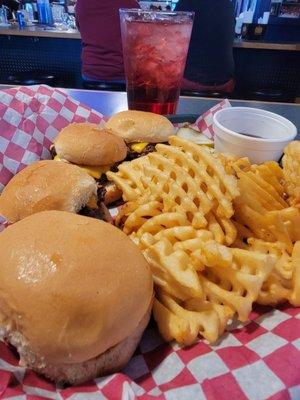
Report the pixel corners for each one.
[0,86,299,400]
[191,98,231,138]
[0,305,299,399]
[0,85,104,192]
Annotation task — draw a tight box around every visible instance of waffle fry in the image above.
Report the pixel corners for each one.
[144,236,203,300]
[206,211,237,246]
[254,162,286,198]
[141,226,232,271]
[185,298,234,339]
[290,241,300,306]
[247,238,300,307]
[153,298,195,345]
[107,136,300,345]
[200,248,274,322]
[151,239,273,343]
[212,152,252,176]
[107,156,149,202]
[110,137,239,246]
[153,290,232,344]
[248,238,293,279]
[232,161,300,252]
[160,136,239,218]
[234,162,287,212]
[143,226,273,342]
[282,141,300,206]
[234,206,300,253]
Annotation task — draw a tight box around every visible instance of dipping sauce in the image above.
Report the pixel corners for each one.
[213,107,297,163]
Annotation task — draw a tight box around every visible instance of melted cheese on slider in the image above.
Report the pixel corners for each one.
[54,155,109,179]
[130,142,148,153]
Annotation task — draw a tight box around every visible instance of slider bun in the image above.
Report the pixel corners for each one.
[106,110,175,143]
[0,160,97,223]
[6,301,151,385]
[0,211,153,383]
[54,123,127,166]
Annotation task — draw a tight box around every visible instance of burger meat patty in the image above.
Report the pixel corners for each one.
[97,182,124,207]
[125,143,157,161]
[50,145,56,159]
[79,203,112,223]
[97,185,107,203]
[50,143,161,206]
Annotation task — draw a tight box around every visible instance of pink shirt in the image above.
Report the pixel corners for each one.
[76,0,138,81]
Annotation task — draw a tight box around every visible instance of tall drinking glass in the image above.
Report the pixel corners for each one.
[119,9,194,115]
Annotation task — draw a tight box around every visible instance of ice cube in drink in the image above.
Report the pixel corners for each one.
[120,10,194,115]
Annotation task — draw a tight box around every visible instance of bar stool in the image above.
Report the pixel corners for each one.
[180,89,224,98]
[248,88,296,103]
[6,71,57,86]
[180,78,235,99]
[82,80,126,92]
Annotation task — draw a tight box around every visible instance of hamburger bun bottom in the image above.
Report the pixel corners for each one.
[4,301,152,385]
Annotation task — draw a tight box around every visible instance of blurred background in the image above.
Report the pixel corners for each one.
[0,0,299,104]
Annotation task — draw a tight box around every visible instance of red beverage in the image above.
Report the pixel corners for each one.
[120,10,194,115]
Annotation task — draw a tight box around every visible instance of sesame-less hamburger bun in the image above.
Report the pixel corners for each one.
[106,110,175,144]
[54,123,127,167]
[52,123,127,206]
[0,211,153,385]
[0,160,98,224]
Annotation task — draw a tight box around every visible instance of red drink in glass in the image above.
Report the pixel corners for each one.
[119,9,194,115]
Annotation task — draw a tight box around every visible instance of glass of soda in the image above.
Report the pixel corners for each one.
[119,9,194,115]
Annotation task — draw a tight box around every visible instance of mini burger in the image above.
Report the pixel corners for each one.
[0,160,111,223]
[106,110,175,160]
[51,123,128,205]
[0,210,153,384]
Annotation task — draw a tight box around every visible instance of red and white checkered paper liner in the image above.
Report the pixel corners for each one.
[0,86,299,400]
[1,305,299,400]
[0,85,104,193]
[191,99,231,139]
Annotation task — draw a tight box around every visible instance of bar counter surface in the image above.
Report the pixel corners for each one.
[0,85,298,132]
[0,25,299,50]
[0,24,80,39]
[64,89,300,134]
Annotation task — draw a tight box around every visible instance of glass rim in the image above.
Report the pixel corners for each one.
[119,8,195,17]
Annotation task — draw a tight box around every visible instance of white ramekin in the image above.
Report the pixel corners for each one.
[213,107,297,163]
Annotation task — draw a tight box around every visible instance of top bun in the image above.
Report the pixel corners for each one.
[0,211,153,365]
[0,160,97,223]
[106,110,174,143]
[54,123,127,166]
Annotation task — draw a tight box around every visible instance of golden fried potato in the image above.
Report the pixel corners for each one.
[244,238,300,307]
[109,136,240,246]
[154,290,227,344]
[290,241,300,306]
[106,136,300,346]
[153,298,194,345]
[282,141,300,206]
